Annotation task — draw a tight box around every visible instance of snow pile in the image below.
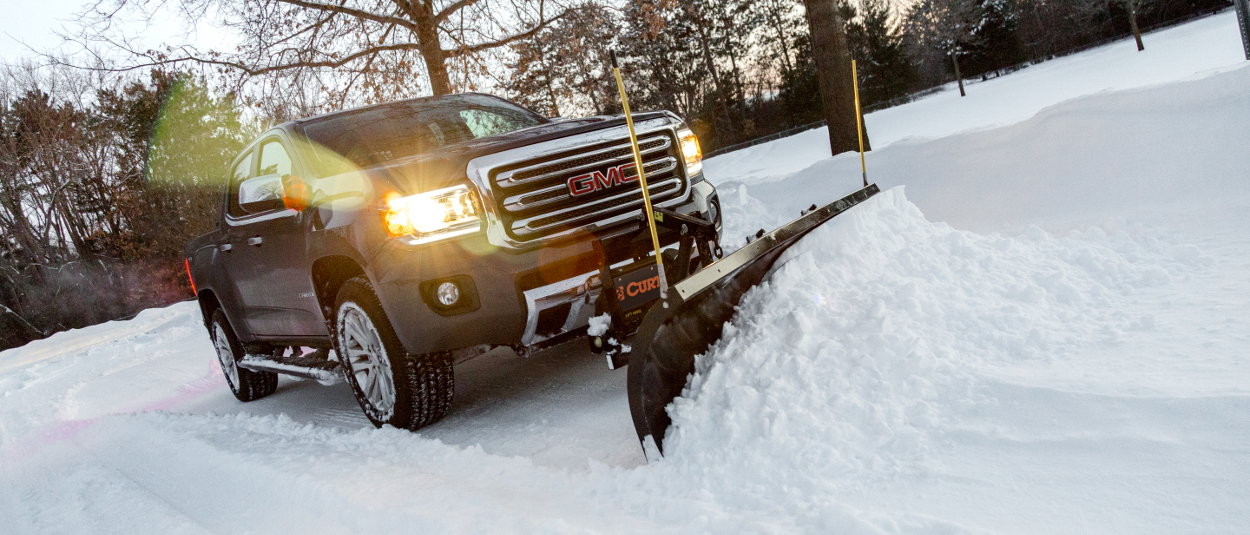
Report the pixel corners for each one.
[587,313,612,336]
[641,186,1231,532]
[677,187,1180,456]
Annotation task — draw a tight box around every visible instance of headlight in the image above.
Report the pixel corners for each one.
[677,128,703,178]
[383,184,481,242]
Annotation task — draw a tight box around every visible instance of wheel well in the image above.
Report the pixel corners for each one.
[196,289,221,328]
[311,255,367,322]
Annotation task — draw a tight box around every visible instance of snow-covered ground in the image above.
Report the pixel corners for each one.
[704,11,1247,187]
[3,11,1248,534]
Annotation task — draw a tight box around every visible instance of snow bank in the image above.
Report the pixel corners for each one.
[715,61,1250,240]
[676,186,1178,461]
[864,10,1248,148]
[705,10,1247,187]
[648,187,1245,533]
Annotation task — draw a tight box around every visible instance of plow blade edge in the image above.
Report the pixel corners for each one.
[626,184,880,454]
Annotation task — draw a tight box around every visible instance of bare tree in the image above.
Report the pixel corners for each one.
[905,0,983,97]
[69,0,571,105]
[754,0,802,77]
[504,2,619,117]
[0,65,250,350]
[1111,0,1156,51]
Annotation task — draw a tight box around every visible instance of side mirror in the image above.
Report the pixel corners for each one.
[238,173,286,214]
[282,175,311,212]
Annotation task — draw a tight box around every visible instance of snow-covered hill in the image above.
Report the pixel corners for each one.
[2,11,1248,534]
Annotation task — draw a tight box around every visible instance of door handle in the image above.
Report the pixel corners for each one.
[248,236,263,246]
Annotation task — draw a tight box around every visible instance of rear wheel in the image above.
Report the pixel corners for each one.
[210,309,278,402]
[334,277,454,430]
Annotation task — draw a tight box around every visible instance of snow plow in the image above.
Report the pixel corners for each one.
[624,184,878,453]
[599,52,881,454]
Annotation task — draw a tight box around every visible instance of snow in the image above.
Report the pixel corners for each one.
[587,313,612,336]
[3,11,1249,534]
[705,10,1248,186]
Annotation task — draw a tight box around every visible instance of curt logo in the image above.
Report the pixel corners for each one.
[567,162,638,197]
[616,274,659,302]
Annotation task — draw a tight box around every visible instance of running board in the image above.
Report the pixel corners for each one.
[238,353,343,385]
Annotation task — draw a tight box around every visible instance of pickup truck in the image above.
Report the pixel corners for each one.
[185,93,722,430]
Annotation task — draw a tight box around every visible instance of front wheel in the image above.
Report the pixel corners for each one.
[334,277,454,430]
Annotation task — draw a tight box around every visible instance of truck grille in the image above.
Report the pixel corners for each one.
[489,131,687,243]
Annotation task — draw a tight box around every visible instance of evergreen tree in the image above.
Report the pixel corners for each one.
[904,0,984,96]
[961,0,1027,76]
[842,0,918,105]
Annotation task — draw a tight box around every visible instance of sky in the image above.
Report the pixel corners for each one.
[0,0,230,65]
[0,0,85,63]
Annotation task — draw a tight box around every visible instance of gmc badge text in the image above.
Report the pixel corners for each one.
[186,93,722,430]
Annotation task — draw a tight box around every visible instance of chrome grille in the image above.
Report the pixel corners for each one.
[490,132,686,243]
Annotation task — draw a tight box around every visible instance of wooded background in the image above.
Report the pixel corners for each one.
[0,0,1232,350]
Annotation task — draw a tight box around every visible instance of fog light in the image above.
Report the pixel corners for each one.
[437,282,460,306]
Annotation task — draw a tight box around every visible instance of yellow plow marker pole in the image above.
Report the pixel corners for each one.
[611,51,669,299]
[853,59,868,188]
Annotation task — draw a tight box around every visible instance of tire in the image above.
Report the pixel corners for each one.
[210,309,279,402]
[334,277,454,430]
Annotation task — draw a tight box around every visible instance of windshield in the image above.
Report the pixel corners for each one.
[296,94,546,176]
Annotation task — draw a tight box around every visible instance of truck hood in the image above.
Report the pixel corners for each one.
[356,111,679,197]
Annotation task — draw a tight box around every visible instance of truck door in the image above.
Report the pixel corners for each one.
[218,148,272,337]
[251,137,327,337]
[220,138,325,337]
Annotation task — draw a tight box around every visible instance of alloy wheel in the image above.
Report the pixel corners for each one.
[213,323,240,388]
[339,303,396,417]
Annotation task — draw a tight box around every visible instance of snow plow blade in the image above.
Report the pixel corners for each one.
[627,183,880,454]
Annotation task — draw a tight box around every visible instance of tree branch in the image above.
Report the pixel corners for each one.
[1,303,46,336]
[444,8,569,57]
[50,41,423,76]
[435,0,486,25]
[272,0,420,32]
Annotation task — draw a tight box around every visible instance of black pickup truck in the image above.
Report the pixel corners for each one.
[186,93,722,430]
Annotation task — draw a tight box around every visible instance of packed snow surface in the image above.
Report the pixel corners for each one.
[3,11,1249,534]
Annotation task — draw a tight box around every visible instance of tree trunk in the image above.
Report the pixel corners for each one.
[1129,8,1144,51]
[952,52,966,97]
[405,3,454,96]
[419,40,453,96]
[803,0,868,156]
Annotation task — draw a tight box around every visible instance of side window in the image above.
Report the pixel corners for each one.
[227,143,288,218]
[227,150,255,218]
[258,139,293,178]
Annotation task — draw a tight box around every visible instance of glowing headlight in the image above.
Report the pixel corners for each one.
[677,128,703,177]
[383,185,481,241]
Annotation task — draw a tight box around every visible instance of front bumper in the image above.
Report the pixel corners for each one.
[370,180,720,355]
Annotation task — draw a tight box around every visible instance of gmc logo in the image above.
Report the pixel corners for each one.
[567,162,638,197]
